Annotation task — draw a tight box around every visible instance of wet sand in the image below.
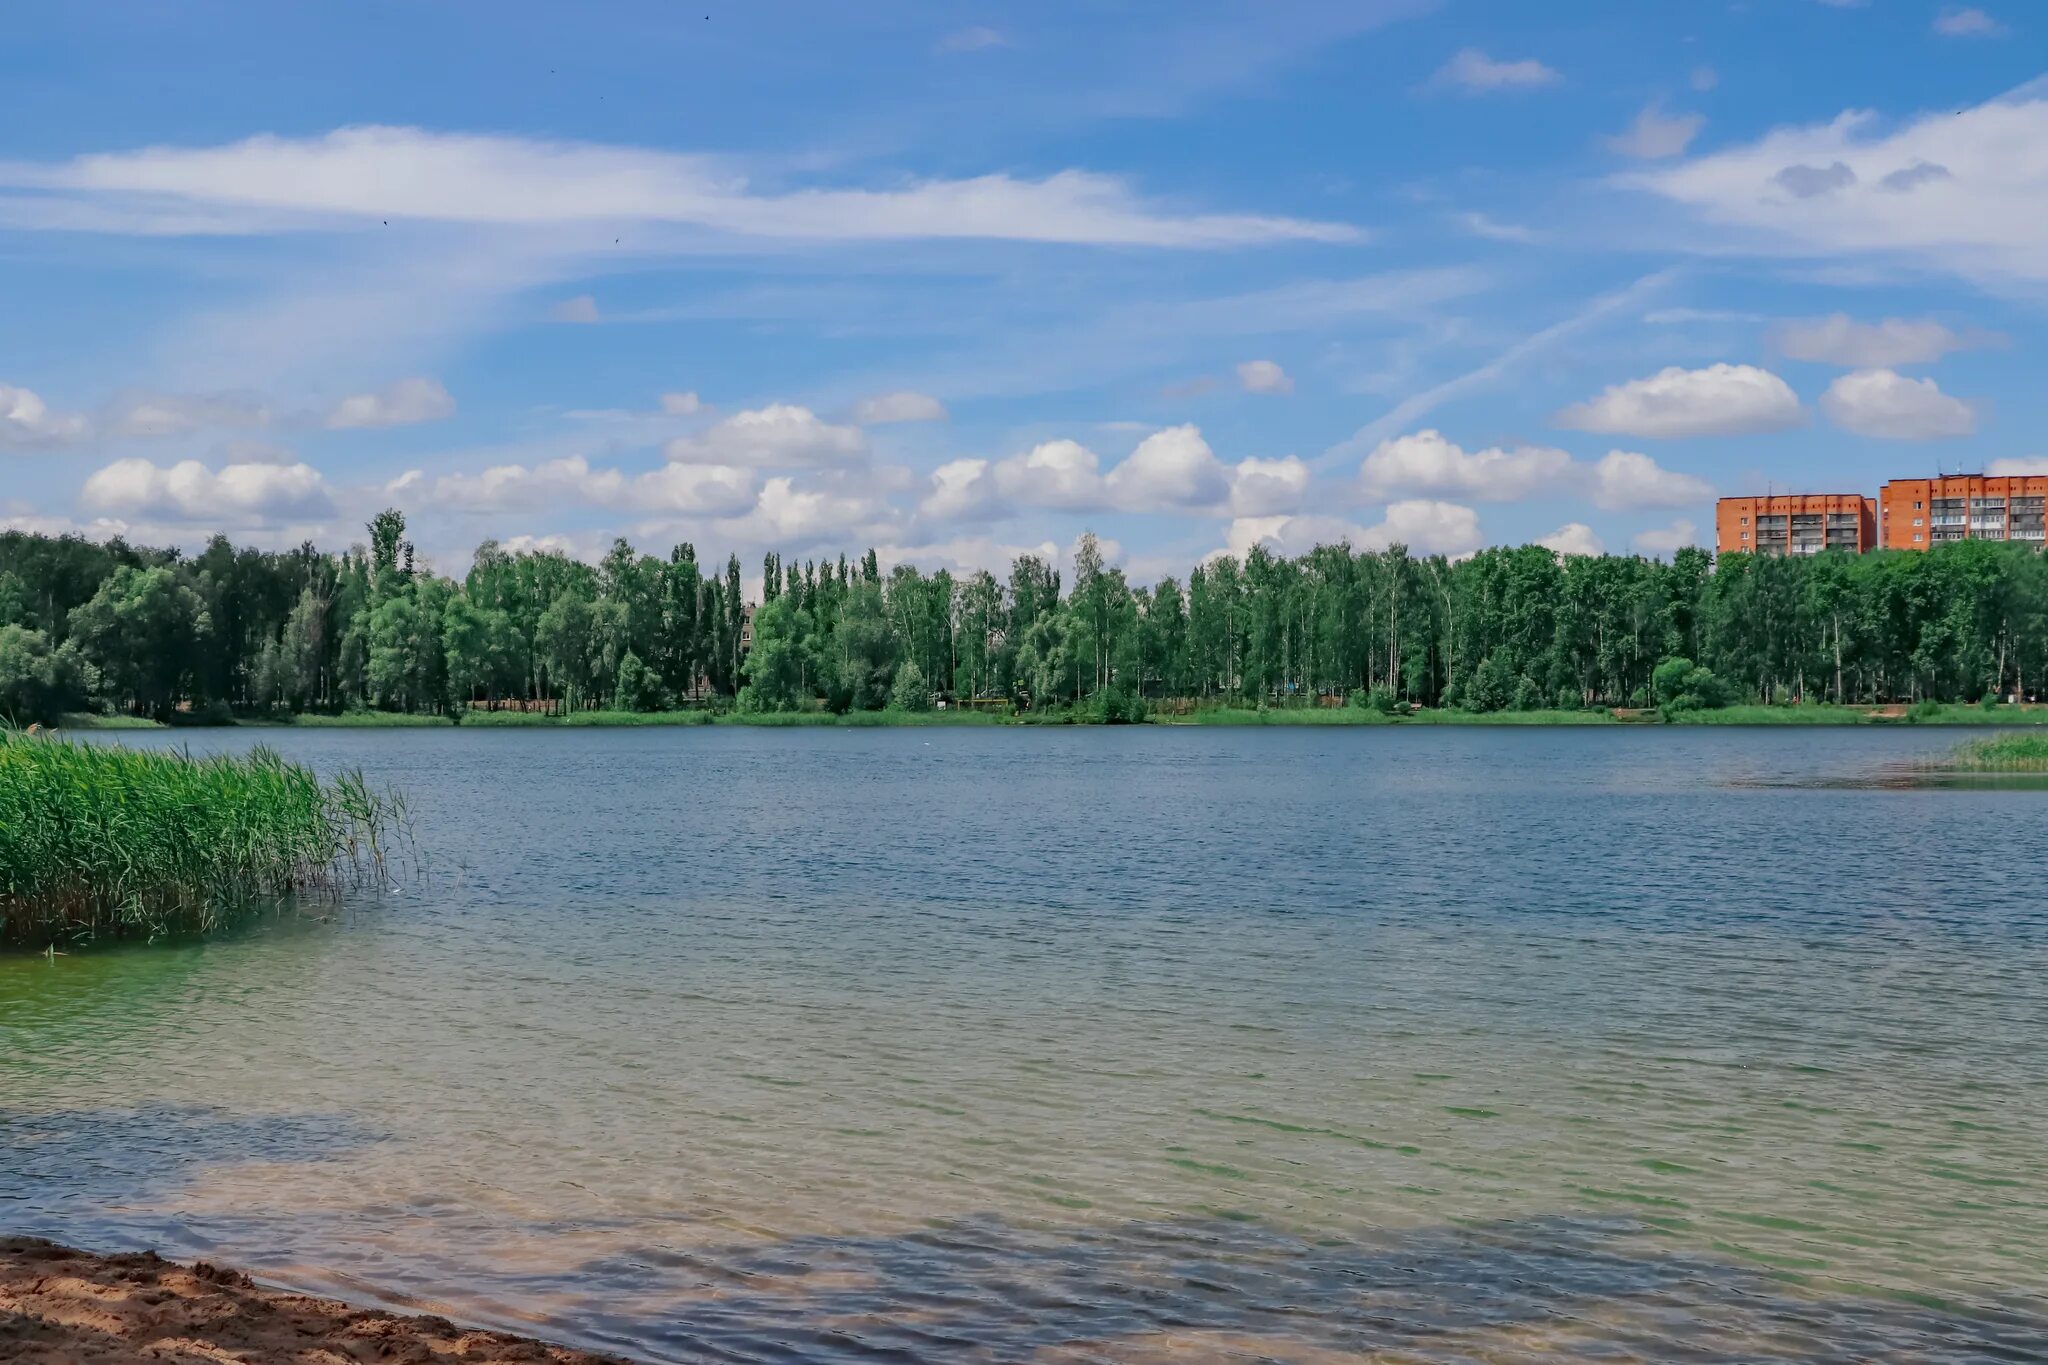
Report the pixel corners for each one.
[0,1239,629,1365]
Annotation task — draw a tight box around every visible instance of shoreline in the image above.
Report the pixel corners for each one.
[55,703,2048,731]
[0,1237,629,1364]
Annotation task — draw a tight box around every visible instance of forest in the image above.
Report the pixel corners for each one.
[2,509,2044,724]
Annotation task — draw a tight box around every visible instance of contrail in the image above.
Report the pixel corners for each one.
[1317,267,1682,469]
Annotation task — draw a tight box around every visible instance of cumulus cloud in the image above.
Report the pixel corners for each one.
[1933,7,2007,37]
[659,390,703,415]
[1103,425,1231,509]
[1235,359,1294,394]
[326,377,455,430]
[1819,369,1976,439]
[1538,523,1604,557]
[1631,519,1701,558]
[391,455,758,517]
[1228,456,1310,517]
[917,458,1003,522]
[8,125,1356,249]
[1454,211,1536,243]
[80,457,334,525]
[1358,430,1575,502]
[1627,91,2048,283]
[1988,456,2048,476]
[664,404,865,468]
[992,438,1107,510]
[1225,501,1484,560]
[1769,314,1990,368]
[1431,49,1561,93]
[1606,104,1704,160]
[551,294,601,324]
[852,390,948,424]
[1358,430,1709,509]
[107,391,271,439]
[1587,450,1715,511]
[1,383,90,449]
[716,475,895,548]
[1556,364,1804,439]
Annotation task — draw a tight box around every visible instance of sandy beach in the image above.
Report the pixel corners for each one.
[0,1238,628,1365]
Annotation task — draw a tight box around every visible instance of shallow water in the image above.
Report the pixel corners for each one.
[5,727,2047,1362]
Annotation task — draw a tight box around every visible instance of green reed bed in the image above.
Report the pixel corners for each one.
[1937,732,2048,773]
[0,730,405,949]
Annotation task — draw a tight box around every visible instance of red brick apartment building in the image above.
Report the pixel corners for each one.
[1715,494,1878,556]
[1717,477,2048,555]
[1878,476,2048,550]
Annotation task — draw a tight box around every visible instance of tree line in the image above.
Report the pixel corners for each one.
[2,509,2043,723]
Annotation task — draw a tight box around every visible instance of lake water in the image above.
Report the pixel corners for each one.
[5,727,2047,1362]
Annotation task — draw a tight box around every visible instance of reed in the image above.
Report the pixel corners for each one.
[0,729,407,949]
[1940,733,2048,772]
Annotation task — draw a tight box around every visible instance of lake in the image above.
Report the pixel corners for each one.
[4,726,2046,1362]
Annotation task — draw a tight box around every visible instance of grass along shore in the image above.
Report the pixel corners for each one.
[56,702,2048,730]
[0,729,405,949]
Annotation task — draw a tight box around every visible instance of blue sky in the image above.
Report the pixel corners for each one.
[2,0,2043,578]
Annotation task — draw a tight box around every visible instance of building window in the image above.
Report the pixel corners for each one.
[1913,533,1924,542]
[1740,531,1749,541]
[1739,516,1748,526]
[1913,518,1923,527]
[1915,501,1923,510]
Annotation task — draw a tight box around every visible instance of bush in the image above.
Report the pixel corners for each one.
[890,661,931,712]
[1086,684,1147,724]
[614,651,662,713]
[1653,656,1730,716]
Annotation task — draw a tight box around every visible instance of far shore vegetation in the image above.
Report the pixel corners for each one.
[9,513,2048,732]
[0,728,405,950]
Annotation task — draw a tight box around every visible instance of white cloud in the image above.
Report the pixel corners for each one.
[715,475,895,548]
[1770,314,1989,368]
[1556,364,1804,439]
[0,383,90,449]
[393,456,759,517]
[326,377,455,430]
[1223,502,1482,561]
[664,403,866,468]
[917,458,1003,522]
[1691,66,1719,93]
[1819,368,1976,439]
[1358,429,1574,501]
[876,536,1064,579]
[1235,359,1294,394]
[992,438,1106,510]
[1357,429,1709,509]
[551,294,601,324]
[1103,424,1231,509]
[1605,104,1704,160]
[1454,211,1536,243]
[852,390,948,424]
[1431,49,1561,93]
[1538,523,1604,557]
[10,125,1357,248]
[1586,449,1715,511]
[1988,456,2048,476]
[1632,519,1700,559]
[659,390,702,415]
[107,391,271,438]
[1228,456,1310,516]
[80,457,334,525]
[1934,7,2007,37]
[936,26,1008,54]
[1628,90,2048,283]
